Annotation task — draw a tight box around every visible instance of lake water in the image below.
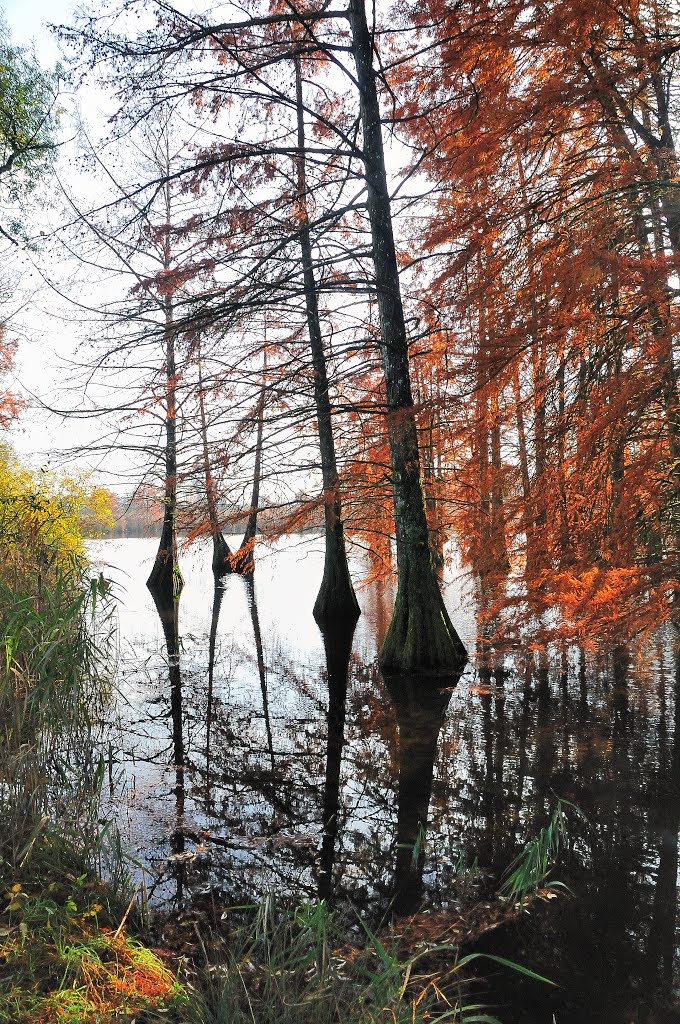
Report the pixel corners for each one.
[90,534,680,1023]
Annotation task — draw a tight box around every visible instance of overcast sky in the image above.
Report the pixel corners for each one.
[1,0,76,58]
[0,0,135,484]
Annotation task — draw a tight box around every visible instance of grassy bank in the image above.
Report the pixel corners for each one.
[0,450,184,1022]
[0,552,187,1023]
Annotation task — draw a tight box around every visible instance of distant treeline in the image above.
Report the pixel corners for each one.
[104,485,324,540]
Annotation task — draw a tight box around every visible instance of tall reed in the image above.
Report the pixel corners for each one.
[182,896,551,1024]
[0,559,116,877]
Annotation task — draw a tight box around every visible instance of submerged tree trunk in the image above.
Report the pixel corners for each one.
[348,0,466,673]
[294,56,359,623]
[196,336,233,575]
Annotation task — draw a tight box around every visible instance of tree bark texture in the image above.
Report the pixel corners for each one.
[348,0,466,673]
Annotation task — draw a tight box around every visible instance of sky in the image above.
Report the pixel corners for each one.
[0,0,228,490]
[1,0,75,59]
[0,0,389,492]
[0,0,129,483]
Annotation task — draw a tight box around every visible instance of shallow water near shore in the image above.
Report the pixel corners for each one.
[90,534,680,1023]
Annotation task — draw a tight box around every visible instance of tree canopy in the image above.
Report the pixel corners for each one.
[0,17,60,241]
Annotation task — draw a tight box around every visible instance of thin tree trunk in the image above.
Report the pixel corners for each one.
[598,100,680,588]
[422,405,444,567]
[630,193,680,583]
[514,147,547,581]
[348,0,466,674]
[147,175,183,605]
[196,336,233,575]
[531,334,549,575]
[294,56,359,622]
[513,366,532,504]
[147,298,183,605]
[474,296,492,579]
[490,403,509,572]
[234,351,266,576]
[556,353,571,562]
[478,262,508,579]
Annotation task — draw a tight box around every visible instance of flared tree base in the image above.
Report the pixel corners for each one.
[313,533,360,625]
[212,533,234,576]
[231,544,255,577]
[379,559,467,676]
[147,560,183,641]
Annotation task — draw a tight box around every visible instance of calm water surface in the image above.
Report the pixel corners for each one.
[90,534,680,1023]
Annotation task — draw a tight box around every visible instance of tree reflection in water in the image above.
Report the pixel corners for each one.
[105,538,680,1020]
[317,620,355,902]
[148,581,187,902]
[385,674,458,914]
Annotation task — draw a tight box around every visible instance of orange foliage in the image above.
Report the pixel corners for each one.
[388,0,680,640]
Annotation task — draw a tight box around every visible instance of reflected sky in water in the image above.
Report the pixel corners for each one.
[91,534,680,1023]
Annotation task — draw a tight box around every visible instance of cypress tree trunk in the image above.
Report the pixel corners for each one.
[474,290,493,580]
[556,354,571,562]
[234,353,266,576]
[513,365,534,570]
[530,334,549,576]
[490,406,509,573]
[196,337,233,575]
[348,0,466,673]
[147,176,183,604]
[294,56,359,623]
[147,284,183,606]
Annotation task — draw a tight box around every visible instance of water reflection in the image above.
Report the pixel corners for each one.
[646,648,680,1000]
[96,537,680,1020]
[205,581,224,810]
[247,576,276,777]
[385,674,458,914]
[148,582,187,901]
[317,619,355,902]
